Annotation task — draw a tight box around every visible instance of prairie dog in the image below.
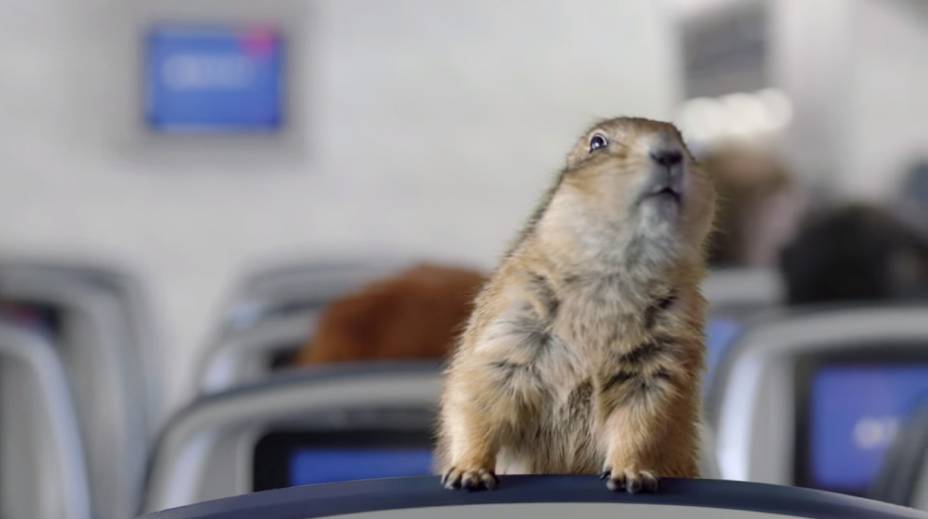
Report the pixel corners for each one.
[437,117,715,493]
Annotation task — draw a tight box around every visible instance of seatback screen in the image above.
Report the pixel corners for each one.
[253,429,434,491]
[805,363,928,494]
[704,317,742,394]
[144,25,285,132]
[289,448,433,486]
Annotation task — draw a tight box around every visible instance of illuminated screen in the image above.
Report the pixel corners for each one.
[289,448,433,486]
[253,430,434,491]
[807,364,928,494]
[144,25,285,132]
[704,317,742,393]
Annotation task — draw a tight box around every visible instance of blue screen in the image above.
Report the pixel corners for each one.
[289,448,433,486]
[145,25,285,132]
[810,364,928,492]
[704,317,742,393]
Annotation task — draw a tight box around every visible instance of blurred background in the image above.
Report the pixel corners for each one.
[1,0,927,518]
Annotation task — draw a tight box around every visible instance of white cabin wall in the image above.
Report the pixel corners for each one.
[769,0,928,199]
[0,0,681,420]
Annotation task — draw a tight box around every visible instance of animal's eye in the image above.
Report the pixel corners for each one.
[589,133,608,153]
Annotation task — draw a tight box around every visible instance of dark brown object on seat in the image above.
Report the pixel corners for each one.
[294,263,487,365]
[703,146,802,267]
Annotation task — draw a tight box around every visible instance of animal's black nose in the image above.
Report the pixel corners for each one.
[650,149,683,168]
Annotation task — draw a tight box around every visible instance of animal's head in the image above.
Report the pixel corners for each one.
[538,117,715,269]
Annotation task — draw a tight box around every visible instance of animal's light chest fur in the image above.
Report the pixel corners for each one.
[555,273,652,354]
[494,272,654,474]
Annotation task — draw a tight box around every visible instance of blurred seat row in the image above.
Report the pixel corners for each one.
[0,260,155,519]
[1,258,926,518]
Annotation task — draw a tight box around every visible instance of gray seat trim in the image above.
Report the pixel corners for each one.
[703,268,783,312]
[198,258,417,394]
[198,309,319,393]
[0,260,152,519]
[144,363,443,513]
[0,321,91,519]
[869,405,928,510]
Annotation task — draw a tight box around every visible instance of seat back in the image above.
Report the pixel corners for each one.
[703,268,784,317]
[0,320,91,519]
[138,476,927,519]
[708,305,928,497]
[0,260,154,519]
[145,363,441,513]
[869,404,928,510]
[702,268,784,392]
[198,258,413,393]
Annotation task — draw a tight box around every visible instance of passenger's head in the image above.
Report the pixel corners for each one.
[703,145,802,267]
[295,263,487,365]
[779,204,928,305]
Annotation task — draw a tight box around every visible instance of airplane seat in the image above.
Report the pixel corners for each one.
[0,259,156,519]
[0,319,91,519]
[869,404,928,511]
[198,258,415,394]
[144,363,441,513]
[702,268,784,392]
[144,362,722,515]
[706,305,928,499]
[139,476,926,519]
[703,268,784,316]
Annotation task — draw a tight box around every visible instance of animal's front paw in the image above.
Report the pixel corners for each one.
[600,467,659,494]
[441,466,498,491]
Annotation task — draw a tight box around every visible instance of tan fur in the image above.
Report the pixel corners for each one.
[437,117,716,492]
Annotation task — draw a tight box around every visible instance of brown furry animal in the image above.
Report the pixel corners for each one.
[437,117,715,494]
[295,264,486,365]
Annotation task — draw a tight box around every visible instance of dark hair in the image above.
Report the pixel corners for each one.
[779,204,928,305]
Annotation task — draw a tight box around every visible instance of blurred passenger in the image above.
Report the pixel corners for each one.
[703,145,803,267]
[779,204,928,305]
[294,263,486,365]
